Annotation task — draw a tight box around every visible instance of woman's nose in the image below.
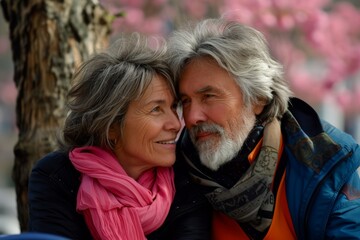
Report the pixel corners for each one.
[167,110,182,132]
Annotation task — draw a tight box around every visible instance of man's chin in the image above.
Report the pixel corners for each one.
[195,136,219,150]
[196,138,240,171]
[199,153,230,171]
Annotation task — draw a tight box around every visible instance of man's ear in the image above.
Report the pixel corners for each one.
[253,101,266,115]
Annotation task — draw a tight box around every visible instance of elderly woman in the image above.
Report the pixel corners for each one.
[28,34,211,240]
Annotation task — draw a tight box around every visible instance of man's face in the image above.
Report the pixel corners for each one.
[179,57,263,170]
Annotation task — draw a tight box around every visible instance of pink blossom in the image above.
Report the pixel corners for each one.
[0,37,10,54]
[97,0,360,114]
[258,11,277,27]
[182,0,208,19]
[0,80,17,105]
[337,89,353,113]
[123,8,145,26]
[116,0,144,8]
[141,17,164,35]
[289,70,327,103]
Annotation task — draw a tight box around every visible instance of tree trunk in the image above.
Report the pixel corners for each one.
[1,0,112,231]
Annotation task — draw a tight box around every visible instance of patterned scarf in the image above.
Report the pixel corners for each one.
[182,119,282,237]
[69,146,175,240]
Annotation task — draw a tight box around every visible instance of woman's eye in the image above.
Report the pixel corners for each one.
[151,106,161,113]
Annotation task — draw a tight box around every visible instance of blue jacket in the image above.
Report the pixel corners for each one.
[178,98,360,240]
[283,98,360,239]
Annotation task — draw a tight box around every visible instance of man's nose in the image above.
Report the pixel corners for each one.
[183,102,207,128]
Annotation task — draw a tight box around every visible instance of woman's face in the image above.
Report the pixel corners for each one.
[112,75,181,179]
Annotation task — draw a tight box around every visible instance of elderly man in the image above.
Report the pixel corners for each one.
[168,18,360,240]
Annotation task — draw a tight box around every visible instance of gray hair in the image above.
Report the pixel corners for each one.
[167,18,292,124]
[60,33,174,151]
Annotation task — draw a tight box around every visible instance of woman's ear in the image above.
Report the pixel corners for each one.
[108,123,120,141]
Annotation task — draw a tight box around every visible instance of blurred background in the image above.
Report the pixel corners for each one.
[0,0,359,234]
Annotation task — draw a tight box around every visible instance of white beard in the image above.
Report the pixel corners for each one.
[189,107,256,171]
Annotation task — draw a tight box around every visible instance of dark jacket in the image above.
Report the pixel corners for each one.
[28,151,211,239]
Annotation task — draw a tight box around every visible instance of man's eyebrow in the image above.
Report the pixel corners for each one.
[180,85,217,97]
[196,86,213,94]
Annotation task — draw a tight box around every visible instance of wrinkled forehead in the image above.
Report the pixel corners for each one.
[138,74,176,103]
[179,56,236,94]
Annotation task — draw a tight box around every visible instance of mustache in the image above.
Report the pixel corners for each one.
[189,123,224,140]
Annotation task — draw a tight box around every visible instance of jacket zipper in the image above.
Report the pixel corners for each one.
[303,150,353,239]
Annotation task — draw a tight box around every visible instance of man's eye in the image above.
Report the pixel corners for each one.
[171,102,179,111]
[204,94,215,99]
[181,98,190,106]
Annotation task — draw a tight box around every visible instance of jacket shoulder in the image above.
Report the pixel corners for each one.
[31,150,81,198]
[33,151,71,173]
[28,151,91,239]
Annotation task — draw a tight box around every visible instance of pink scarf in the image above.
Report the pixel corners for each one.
[69,146,175,240]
